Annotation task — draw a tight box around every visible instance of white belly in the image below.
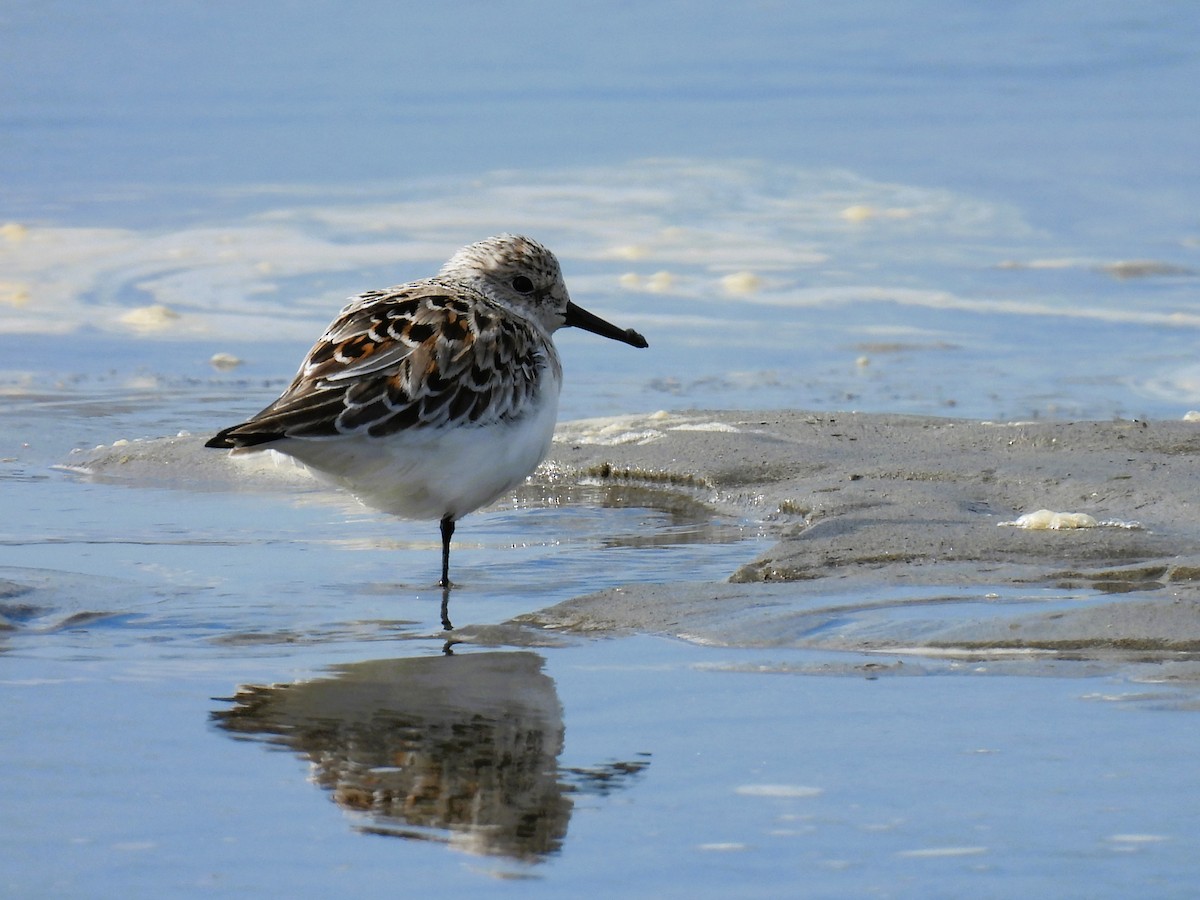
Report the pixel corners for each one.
[269,389,560,521]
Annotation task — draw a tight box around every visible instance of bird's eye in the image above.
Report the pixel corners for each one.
[512,275,535,294]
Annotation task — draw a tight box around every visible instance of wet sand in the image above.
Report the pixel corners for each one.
[514,410,1200,662]
[71,409,1200,665]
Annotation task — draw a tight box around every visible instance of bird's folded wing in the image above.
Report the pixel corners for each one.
[206,285,547,448]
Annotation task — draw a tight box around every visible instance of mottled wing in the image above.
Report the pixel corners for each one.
[206,280,550,448]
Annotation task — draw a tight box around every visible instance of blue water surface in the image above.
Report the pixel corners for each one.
[4,2,1200,897]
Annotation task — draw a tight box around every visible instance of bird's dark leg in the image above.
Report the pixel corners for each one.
[439,515,455,589]
[439,515,455,632]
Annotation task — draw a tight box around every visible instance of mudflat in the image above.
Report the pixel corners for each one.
[517,410,1200,663]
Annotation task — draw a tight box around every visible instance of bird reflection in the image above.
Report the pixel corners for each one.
[211,650,648,862]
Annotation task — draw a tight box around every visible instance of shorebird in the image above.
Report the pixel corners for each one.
[206,234,648,597]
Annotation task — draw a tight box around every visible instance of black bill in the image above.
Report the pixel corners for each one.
[564,301,649,348]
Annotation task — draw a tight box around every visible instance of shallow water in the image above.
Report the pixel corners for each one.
[5,1,1200,896]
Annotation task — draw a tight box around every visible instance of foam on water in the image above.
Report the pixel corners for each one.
[4,160,1198,422]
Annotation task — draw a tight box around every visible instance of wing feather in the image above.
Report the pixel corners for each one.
[205,281,552,449]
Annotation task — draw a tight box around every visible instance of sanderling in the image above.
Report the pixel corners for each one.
[206,234,648,596]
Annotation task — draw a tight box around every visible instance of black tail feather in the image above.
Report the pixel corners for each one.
[204,427,285,449]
